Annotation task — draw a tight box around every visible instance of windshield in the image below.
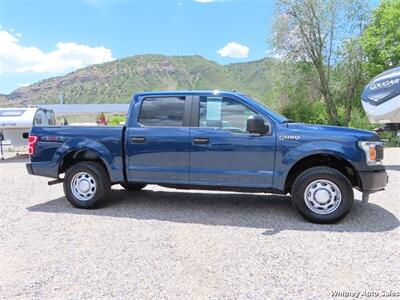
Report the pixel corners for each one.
[240,94,289,123]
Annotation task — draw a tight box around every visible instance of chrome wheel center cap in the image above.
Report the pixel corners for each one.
[79,180,90,193]
[314,189,330,204]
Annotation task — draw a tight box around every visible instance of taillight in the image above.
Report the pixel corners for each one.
[28,135,38,156]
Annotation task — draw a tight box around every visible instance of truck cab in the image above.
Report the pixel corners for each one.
[26,91,388,224]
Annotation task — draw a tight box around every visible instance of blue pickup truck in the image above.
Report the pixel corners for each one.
[26,91,388,223]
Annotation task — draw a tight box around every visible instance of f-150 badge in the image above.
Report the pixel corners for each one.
[279,135,300,141]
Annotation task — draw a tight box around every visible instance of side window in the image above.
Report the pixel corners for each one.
[139,97,186,127]
[199,96,257,133]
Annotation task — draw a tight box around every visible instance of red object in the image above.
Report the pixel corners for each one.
[28,135,38,156]
[98,113,107,125]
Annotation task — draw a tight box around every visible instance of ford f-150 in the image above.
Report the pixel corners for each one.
[26,91,388,223]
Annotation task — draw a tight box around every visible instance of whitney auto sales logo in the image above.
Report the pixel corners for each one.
[331,290,400,298]
[369,78,400,90]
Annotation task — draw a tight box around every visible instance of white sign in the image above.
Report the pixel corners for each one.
[206,98,222,121]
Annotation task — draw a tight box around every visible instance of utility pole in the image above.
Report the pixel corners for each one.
[58,91,64,105]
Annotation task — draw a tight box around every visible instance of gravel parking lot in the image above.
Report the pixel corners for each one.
[0,149,399,299]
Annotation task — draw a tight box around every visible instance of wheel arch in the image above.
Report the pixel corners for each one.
[54,137,117,177]
[284,153,361,194]
[58,148,109,174]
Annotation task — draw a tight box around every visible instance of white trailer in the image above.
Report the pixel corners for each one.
[0,107,55,151]
[361,66,400,130]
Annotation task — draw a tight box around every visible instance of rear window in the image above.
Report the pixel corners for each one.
[34,110,47,125]
[139,97,186,127]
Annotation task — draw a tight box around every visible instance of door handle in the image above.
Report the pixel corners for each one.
[193,137,209,145]
[131,136,146,143]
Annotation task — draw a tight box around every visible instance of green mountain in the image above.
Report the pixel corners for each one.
[2,54,280,106]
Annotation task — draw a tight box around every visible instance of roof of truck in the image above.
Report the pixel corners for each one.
[134,90,244,97]
[133,90,290,123]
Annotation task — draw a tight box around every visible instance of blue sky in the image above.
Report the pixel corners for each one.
[0,0,276,94]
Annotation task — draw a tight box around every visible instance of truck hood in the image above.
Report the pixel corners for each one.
[284,123,380,141]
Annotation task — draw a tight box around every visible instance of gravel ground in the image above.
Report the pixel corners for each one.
[0,149,399,299]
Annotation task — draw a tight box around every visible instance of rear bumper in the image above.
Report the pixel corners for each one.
[359,169,388,192]
[26,162,33,175]
[26,162,59,179]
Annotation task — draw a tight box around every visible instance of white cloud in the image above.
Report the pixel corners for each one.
[217,42,249,58]
[0,30,114,74]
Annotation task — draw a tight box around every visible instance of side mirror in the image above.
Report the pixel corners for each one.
[247,115,268,135]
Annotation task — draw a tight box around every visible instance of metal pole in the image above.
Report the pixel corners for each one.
[397,130,400,147]
[0,131,4,160]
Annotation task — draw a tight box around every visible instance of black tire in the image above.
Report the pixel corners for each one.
[291,166,354,224]
[120,183,146,191]
[63,161,111,209]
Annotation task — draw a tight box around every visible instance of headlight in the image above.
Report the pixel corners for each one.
[358,141,384,165]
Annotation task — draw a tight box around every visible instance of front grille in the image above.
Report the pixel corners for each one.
[376,144,384,161]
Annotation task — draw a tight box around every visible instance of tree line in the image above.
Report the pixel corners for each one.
[269,0,399,131]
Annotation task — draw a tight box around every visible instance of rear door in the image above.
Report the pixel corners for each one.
[125,95,191,184]
[189,95,276,188]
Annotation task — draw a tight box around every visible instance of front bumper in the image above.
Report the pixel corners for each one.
[359,169,388,192]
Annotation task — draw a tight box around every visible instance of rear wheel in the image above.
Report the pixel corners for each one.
[120,183,147,191]
[291,167,354,224]
[64,161,110,208]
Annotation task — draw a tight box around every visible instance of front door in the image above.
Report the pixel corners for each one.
[125,95,191,184]
[189,95,275,188]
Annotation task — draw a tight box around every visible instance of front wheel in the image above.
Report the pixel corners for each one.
[63,161,111,208]
[291,167,354,224]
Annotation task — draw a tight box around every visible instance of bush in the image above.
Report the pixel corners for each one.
[281,99,329,124]
[108,114,127,126]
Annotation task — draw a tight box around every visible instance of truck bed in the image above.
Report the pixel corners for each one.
[28,125,125,182]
